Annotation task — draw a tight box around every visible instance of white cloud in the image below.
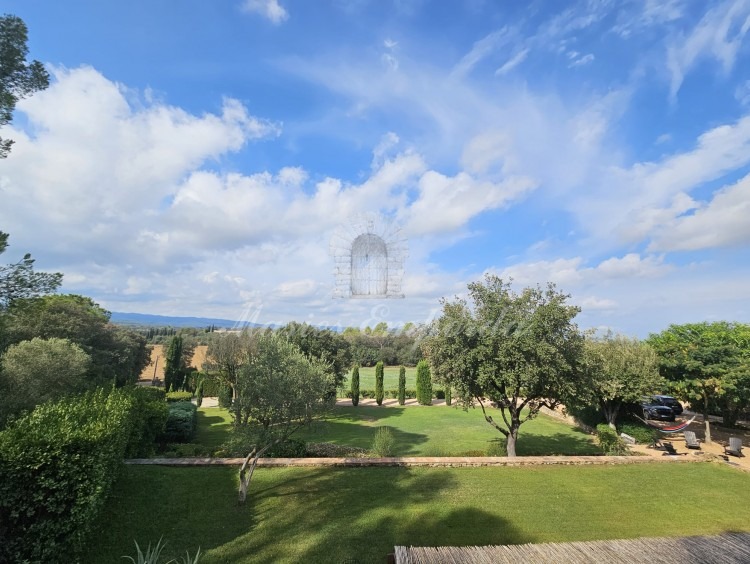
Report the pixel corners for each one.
[495,49,529,76]
[241,0,289,24]
[650,172,750,251]
[569,53,594,67]
[666,0,750,100]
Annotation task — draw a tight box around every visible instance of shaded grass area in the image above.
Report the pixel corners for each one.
[195,405,600,456]
[86,463,750,564]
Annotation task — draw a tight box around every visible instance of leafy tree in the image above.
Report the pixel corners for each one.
[375,361,384,405]
[416,359,432,405]
[278,321,352,388]
[0,337,90,421]
[0,15,50,158]
[424,276,584,457]
[0,232,62,310]
[234,332,333,501]
[206,331,255,422]
[351,364,360,406]
[163,335,184,393]
[398,365,406,405]
[647,322,750,442]
[581,332,662,429]
[1,294,147,385]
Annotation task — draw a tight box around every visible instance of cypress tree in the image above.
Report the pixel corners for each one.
[375,361,384,406]
[416,360,432,405]
[163,335,183,392]
[398,365,406,405]
[445,386,452,406]
[351,365,360,406]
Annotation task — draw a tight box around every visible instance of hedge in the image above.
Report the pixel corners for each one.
[166,390,193,403]
[344,389,418,399]
[161,401,198,443]
[197,373,223,397]
[0,388,148,563]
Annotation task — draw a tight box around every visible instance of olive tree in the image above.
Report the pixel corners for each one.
[581,332,663,429]
[424,276,584,457]
[234,332,334,501]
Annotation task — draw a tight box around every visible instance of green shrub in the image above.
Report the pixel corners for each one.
[486,438,507,457]
[435,389,445,399]
[161,443,211,458]
[371,426,395,457]
[127,387,169,457]
[166,391,193,403]
[161,402,197,443]
[351,365,360,407]
[197,374,222,397]
[375,361,384,406]
[398,365,406,405]
[344,388,417,399]
[445,386,452,406]
[218,385,232,408]
[139,386,166,401]
[305,442,368,458]
[416,360,432,405]
[0,389,140,563]
[596,423,629,455]
[264,438,307,458]
[618,423,658,444]
[195,381,203,408]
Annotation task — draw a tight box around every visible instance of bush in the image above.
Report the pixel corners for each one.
[161,402,197,443]
[596,424,629,455]
[619,423,658,444]
[218,385,233,409]
[351,365,360,407]
[0,389,141,563]
[416,360,432,405]
[197,373,222,397]
[398,365,406,406]
[445,386,452,406]
[127,387,169,457]
[195,381,203,408]
[371,426,395,457]
[264,438,307,458]
[344,389,417,400]
[486,438,507,457]
[375,361,384,406]
[435,389,445,399]
[166,391,193,403]
[139,386,166,401]
[305,442,368,458]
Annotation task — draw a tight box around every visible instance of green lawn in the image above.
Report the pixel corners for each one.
[195,405,600,456]
[349,365,418,390]
[85,463,750,563]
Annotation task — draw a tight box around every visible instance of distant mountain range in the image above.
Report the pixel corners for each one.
[110,312,250,328]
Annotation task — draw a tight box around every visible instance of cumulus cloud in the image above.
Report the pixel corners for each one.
[241,0,289,24]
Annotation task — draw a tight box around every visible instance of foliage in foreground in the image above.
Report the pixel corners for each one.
[0,387,163,563]
[124,537,202,564]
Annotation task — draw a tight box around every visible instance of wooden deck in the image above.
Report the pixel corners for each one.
[395,532,750,563]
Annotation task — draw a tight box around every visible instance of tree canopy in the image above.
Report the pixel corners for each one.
[0,232,62,310]
[0,14,50,158]
[580,332,662,429]
[647,322,750,441]
[424,275,584,457]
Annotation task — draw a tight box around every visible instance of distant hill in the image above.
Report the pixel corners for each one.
[110,312,250,329]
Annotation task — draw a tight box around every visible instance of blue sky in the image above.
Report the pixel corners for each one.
[2,0,750,336]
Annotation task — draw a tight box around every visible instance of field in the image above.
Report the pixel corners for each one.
[350,365,418,390]
[85,463,750,563]
[194,405,600,456]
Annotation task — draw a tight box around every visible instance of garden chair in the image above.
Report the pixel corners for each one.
[662,441,678,455]
[684,431,700,450]
[724,437,744,458]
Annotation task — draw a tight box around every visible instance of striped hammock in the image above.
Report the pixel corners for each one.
[635,415,696,434]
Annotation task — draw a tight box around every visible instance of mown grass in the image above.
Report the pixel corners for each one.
[195,405,599,456]
[349,365,417,391]
[85,463,750,563]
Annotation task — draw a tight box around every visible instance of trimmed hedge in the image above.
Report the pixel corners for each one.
[398,365,406,406]
[375,361,384,406]
[166,390,193,403]
[197,373,223,397]
[0,388,146,563]
[161,401,198,443]
[416,360,432,405]
[344,389,418,399]
[351,365,360,407]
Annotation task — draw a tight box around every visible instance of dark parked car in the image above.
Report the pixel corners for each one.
[641,398,676,422]
[652,395,683,415]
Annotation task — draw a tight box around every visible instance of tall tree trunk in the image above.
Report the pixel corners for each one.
[506,424,519,457]
[602,401,619,430]
[703,396,712,444]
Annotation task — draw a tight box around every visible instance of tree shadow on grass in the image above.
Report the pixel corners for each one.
[516,432,600,456]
